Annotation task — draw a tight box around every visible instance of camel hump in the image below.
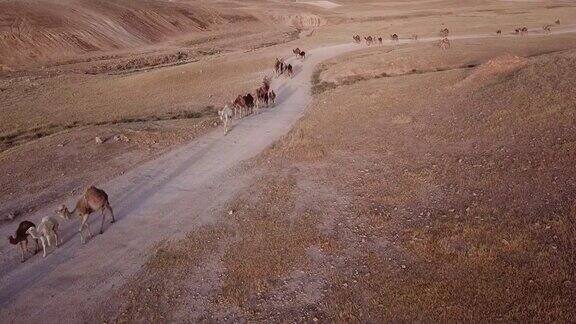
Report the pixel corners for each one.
[84,186,109,206]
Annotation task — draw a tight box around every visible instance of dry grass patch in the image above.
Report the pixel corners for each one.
[219,172,321,308]
[99,225,233,323]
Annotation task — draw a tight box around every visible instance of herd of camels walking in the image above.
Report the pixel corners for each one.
[354,19,561,50]
[7,17,564,263]
[8,46,308,262]
[218,47,306,134]
[353,27,452,49]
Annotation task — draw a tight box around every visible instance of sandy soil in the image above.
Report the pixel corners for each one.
[1,0,576,322]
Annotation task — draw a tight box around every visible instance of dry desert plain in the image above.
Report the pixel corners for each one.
[1,0,576,322]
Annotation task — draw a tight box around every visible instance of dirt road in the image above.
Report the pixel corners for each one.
[0,41,360,322]
[1,27,575,322]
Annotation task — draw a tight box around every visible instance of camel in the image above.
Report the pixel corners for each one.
[440,28,449,37]
[26,216,59,258]
[8,220,39,262]
[353,35,361,43]
[378,37,383,44]
[496,30,502,35]
[219,105,233,135]
[521,27,528,35]
[293,48,302,57]
[543,24,552,34]
[275,58,285,76]
[255,76,271,110]
[255,87,269,112]
[364,36,373,45]
[269,90,276,107]
[411,34,418,41]
[244,93,255,115]
[555,19,560,25]
[262,76,271,91]
[438,37,451,50]
[391,34,399,42]
[57,186,115,244]
[233,94,246,118]
[285,64,293,77]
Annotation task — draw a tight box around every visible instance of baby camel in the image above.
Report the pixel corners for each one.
[57,186,115,244]
[219,105,233,135]
[8,220,39,262]
[26,216,60,258]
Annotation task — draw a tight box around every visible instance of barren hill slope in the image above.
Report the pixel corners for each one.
[0,0,262,67]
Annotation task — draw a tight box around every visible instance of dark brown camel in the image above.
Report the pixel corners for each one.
[269,90,276,106]
[285,64,293,77]
[8,220,39,262]
[275,58,285,76]
[440,28,449,37]
[233,94,247,117]
[293,48,302,57]
[244,93,255,115]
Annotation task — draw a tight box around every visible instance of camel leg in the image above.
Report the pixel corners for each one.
[33,238,39,253]
[100,209,106,234]
[100,202,115,234]
[40,237,47,257]
[78,223,84,244]
[82,215,93,241]
[23,238,28,254]
[79,215,88,244]
[54,229,60,247]
[86,222,93,239]
[45,234,52,247]
[108,203,115,223]
[20,242,25,262]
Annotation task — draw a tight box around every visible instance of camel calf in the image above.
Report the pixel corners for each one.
[57,186,115,244]
[26,216,59,258]
[219,105,233,135]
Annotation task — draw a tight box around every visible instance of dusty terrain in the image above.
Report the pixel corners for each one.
[1,0,576,322]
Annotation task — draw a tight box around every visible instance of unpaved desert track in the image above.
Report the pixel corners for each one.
[0,42,359,323]
[1,27,575,322]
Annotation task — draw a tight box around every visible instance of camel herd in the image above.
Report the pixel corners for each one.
[9,47,304,261]
[353,34,401,45]
[7,16,566,262]
[9,51,292,259]
[217,47,304,135]
[353,18,561,51]
[354,29,452,50]
[9,186,114,262]
[510,19,560,36]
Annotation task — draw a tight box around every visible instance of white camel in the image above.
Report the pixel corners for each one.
[219,105,233,135]
[26,216,60,257]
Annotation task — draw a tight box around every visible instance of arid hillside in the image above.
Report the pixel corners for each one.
[0,0,294,68]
